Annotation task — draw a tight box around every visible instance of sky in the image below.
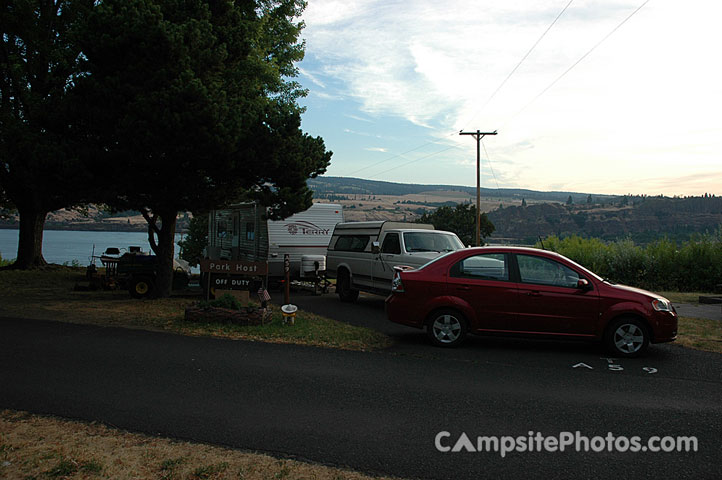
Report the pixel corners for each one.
[295,0,722,196]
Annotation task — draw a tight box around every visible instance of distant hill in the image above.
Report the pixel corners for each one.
[308,176,618,204]
[489,196,722,244]
[309,177,722,244]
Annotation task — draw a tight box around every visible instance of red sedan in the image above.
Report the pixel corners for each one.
[385,246,677,357]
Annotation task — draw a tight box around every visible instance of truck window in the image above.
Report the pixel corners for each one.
[381,233,401,254]
[403,232,464,252]
[334,235,369,252]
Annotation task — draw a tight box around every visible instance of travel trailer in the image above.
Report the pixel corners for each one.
[206,203,344,284]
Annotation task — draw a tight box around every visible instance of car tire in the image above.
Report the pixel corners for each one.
[605,316,650,357]
[426,309,468,348]
[337,271,359,303]
[129,276,154,299]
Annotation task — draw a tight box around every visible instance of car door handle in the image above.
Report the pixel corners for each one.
[456,285,471,291]
[526,291,541,297]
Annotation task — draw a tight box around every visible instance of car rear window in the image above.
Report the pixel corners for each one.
[451,253,509,281]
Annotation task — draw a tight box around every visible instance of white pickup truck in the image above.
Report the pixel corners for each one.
[325,221,465,301]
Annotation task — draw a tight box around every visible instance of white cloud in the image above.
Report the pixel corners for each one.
[298,67,326,88]
[343,113,373,123]
[301,0,722,195]
[312,91,343,100]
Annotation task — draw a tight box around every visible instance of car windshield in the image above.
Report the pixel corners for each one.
[403,232,464,253]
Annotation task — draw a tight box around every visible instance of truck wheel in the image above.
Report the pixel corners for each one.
[129,276,154,299]
[337,271,359,302]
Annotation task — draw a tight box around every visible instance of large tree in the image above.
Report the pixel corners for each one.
[76,0,331,296]
[0,0,94,268]
[418,203,495,246]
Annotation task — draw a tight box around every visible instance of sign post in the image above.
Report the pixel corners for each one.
[284,254,290,305]
[200,259,269,301]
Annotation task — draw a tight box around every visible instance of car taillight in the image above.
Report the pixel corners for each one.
[391,271,405,293]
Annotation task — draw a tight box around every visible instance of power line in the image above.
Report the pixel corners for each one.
[460,0,575,131]
[347,140,440,176]
[367,143,461,179]
[349,0,575,180]
[481,138,501,191]
[343,0,652,183]
[503,0,653,127]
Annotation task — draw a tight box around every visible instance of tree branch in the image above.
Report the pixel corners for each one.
[140,208,160,254]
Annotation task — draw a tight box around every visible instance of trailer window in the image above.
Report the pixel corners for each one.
[334,235,370,252]
[217,221,228,238]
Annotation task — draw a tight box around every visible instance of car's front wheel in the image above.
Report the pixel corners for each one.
[605,317,650,357]
[427,309,468,347]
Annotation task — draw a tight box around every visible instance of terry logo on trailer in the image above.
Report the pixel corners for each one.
[285,221,330,236]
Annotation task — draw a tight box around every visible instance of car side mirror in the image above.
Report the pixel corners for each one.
[371,241,380,254]
[577,278,592,290]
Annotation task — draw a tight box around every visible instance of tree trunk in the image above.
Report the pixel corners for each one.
[14,207,48,268]
[151,209,177,298]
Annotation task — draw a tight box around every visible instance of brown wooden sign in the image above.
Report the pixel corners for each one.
[200,259,268,276]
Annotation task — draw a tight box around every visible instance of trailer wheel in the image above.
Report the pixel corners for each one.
[129,276,154,299]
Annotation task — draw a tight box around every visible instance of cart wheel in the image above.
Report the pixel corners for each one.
[129,276,154,299]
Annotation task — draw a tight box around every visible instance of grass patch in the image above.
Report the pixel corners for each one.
[0,268,390,351]
[658,291,710,304]
[190,462,229,479]
[676,316,722,353]
[176,307,389,350]
[0,409,398,480]
[46,457,78,477]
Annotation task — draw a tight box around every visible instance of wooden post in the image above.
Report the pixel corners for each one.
[284,254,290,305]
[459,130,498,246]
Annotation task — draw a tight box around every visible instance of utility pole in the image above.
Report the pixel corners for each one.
[459,129,497,246]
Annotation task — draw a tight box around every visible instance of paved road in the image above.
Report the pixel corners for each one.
[674,302,722,321]
[1,310,720,479]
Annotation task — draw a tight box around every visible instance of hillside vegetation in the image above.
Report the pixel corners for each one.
[309,176,617,203]
[310,177,720,245]
[490,195,722,244]
[540,233,722,292]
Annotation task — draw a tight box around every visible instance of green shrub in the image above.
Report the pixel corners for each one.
[538,231,722,292]
[0,252,12,267]
[199,293,244,310]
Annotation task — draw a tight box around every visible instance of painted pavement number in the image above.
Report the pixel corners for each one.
[572,358,658,374]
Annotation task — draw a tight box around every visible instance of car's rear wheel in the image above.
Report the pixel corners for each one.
[605,317,650,357]
[427,309,468,347]
[337,271,359,302]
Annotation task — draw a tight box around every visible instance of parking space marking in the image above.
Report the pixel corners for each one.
[571,359,659,374]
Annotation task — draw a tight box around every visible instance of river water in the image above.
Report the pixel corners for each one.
[0,229,187,266]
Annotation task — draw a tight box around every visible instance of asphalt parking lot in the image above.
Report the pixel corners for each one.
[1,290,720,480]
[289,288,720,375]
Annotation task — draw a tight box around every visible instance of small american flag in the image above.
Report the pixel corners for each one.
[257,287,271,302]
